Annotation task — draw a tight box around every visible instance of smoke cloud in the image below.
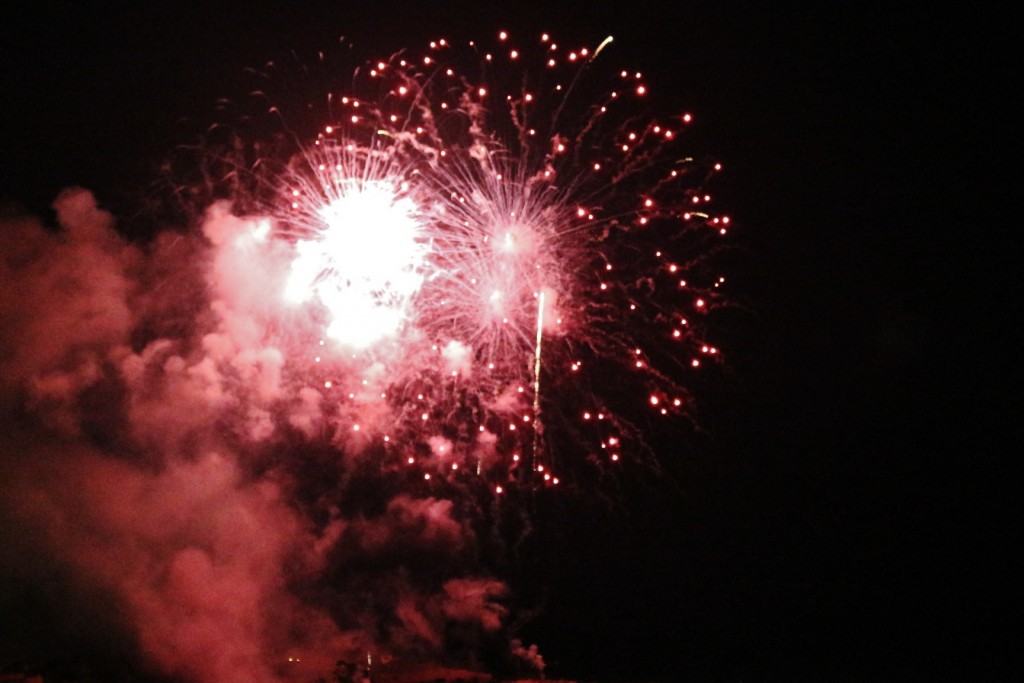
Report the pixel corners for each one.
[0,190,541,681]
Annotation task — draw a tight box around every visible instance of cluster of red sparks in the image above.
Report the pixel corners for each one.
[229,30,729,493]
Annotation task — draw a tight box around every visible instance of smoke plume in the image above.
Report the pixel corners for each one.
[0,189,539,681]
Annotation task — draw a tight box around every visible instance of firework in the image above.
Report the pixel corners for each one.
[204,29,728,493]
[0,28,731,682]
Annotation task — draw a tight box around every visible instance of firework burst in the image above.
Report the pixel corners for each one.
[190,29,729,494]
[0,27,735,682]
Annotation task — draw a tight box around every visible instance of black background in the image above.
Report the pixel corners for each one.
[1,1,1012,680]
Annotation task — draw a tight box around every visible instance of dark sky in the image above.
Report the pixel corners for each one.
[1,1,1011,680]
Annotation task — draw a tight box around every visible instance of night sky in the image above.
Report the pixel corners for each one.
[1,2,1011,681]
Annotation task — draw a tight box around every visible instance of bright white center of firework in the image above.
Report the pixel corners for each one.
[495,224,538,257]
[285,182,426,349]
